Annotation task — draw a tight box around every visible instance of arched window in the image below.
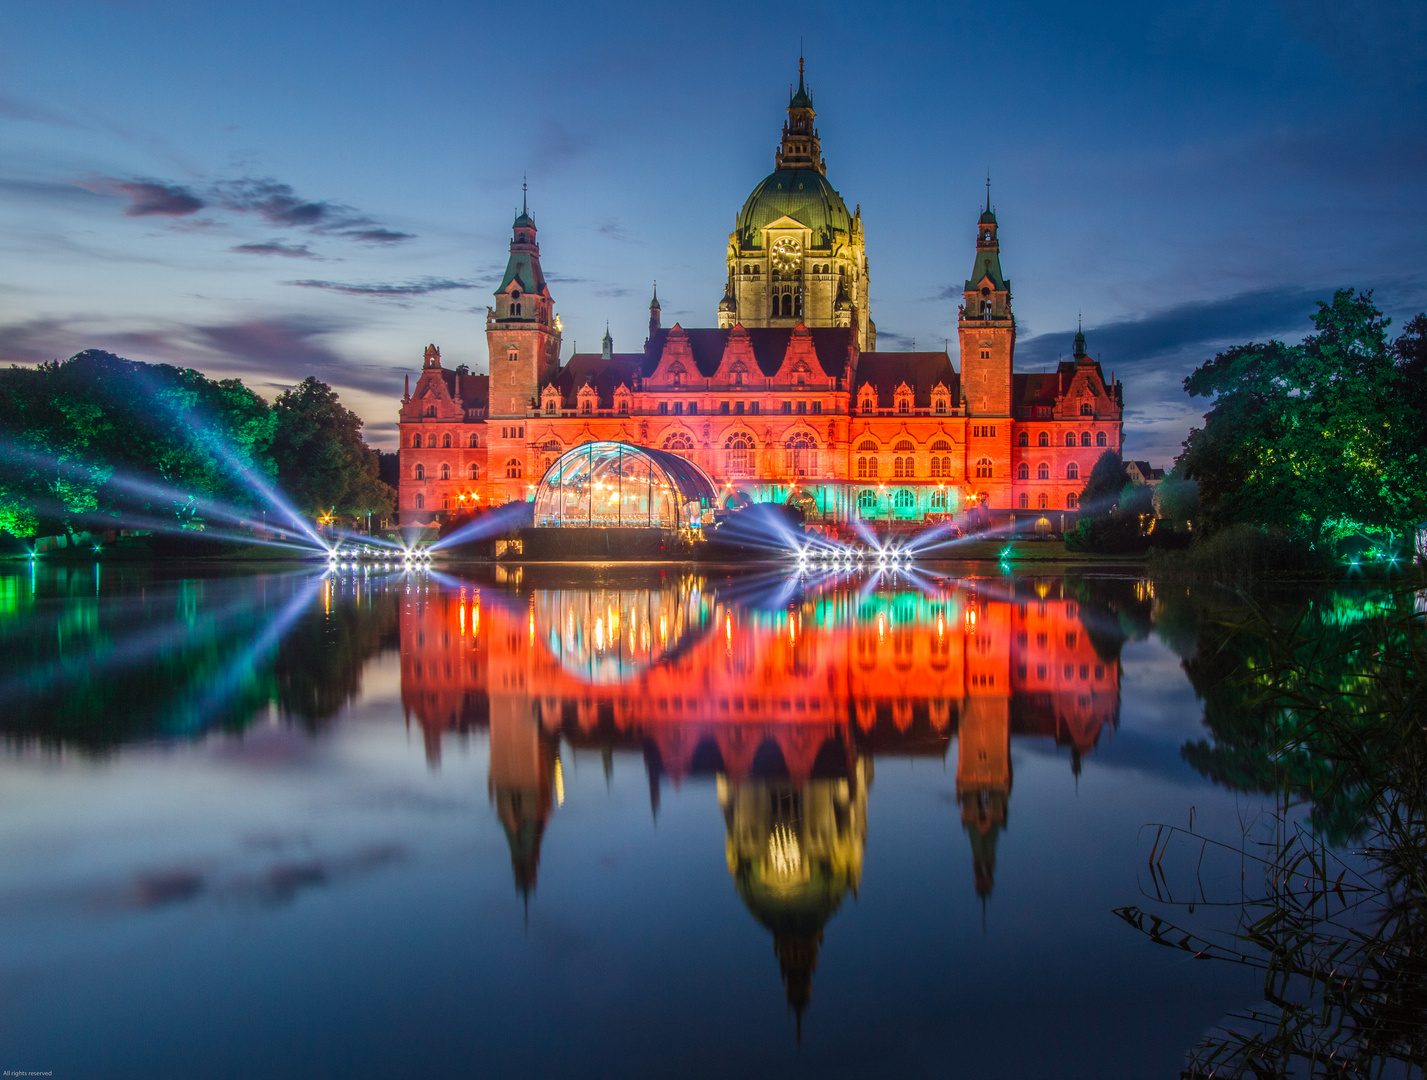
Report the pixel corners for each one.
[930,489,948,510]
[468,463,479,480]
[894,489,915,511]
[1019,493,1029,509]
[505,459,522,479]
[1081,432,1093,447]
[930,458,942,479]
[893,457,907,478]
[894,440,914,453]
[411,433,422,448]
[785,435,816,476]
[425,406,436,417]
[1018,431,1029,447]
[793,292,803,319]
[1080,402,1093,416]
[1067,492,1079,509]
[542,439,560,453]
[581,399,592,415]
[1038,492,1049,509]
[857,489,878,514]
[724,435,752,476]
[898,398,909,414]
[857,440,878,452]
[545,398,557,415]
[931,440,951,452]
[1039,431,1049,447]
[663,434,693,457]
[857,456,879,478]
[1037,463,1050,480]
[781,294,793,317]
[442,433,451,449]
[618,399,629,414]
[975,457,993,479]
[1097,431,1107,447]
[414,464,425,480]
[469,433,479,448]
[1018,462,1030,480]
[1066,432,1076,447]
[1067,462,1079,480]
[415,494,424,510]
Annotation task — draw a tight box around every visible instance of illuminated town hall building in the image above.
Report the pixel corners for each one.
[398,63,1124,529]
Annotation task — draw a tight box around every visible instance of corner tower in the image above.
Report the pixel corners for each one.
[487,192,562,419]
[724,60,875,351]
[958,189,1015,417]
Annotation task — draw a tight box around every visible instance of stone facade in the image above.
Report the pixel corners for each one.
[398,65,1124,531]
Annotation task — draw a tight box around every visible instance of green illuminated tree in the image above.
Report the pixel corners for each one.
[1178,290,1427,544]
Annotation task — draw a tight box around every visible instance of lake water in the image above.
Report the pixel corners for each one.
[0,561,1355,1077]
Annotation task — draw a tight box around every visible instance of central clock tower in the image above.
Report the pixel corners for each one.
[721,59,875,350]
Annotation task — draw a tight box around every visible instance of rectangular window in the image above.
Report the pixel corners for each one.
[782,401,792,415]
[688,402,698,415]
[673,402,683,415]
[796,401,807,414]
[658,402,668,415]
[501,426,508,439]
[749,401,760,415]
[811,401,821,415]
[719,401,730,415]
[734,401,745,415]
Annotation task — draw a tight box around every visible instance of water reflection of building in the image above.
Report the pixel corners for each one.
[720,758,868,1035]
[398,574,1121,1011]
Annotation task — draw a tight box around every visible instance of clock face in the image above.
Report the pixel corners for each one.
[771,236,801,273]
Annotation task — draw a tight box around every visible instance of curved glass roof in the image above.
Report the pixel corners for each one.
[533,441,718,531]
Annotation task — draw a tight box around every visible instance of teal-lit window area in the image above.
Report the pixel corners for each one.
[533,441,717,531]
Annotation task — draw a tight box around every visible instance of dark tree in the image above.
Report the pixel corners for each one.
[270,377,395,519]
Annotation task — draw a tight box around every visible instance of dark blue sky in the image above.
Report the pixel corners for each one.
[2,0,1423,461]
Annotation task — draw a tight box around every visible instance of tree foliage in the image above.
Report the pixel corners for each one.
[271,376,394,518]
[0,352,391,538]
[1178,290,1427,544]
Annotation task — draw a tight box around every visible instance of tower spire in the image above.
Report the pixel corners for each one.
[522,174,527,216]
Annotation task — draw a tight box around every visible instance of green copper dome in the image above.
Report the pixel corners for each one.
[736,169,851,249]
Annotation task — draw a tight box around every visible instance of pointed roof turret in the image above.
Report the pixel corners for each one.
[601,322,613,360]
[1073,315,1087,360]
[775,57,824,175]
[513,178,534,229]
[979,174,997,226]
[789,55,813,110]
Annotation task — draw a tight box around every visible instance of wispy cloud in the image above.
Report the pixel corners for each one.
[231,240,319,259]
[76,173,414,243]
[79,177,206,216]
[286,277,475,299]
[1016,286,1321,370]
[0,93,74,127]
[0,312,397,397]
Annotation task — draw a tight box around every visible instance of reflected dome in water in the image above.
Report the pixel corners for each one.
[534,579,713,684]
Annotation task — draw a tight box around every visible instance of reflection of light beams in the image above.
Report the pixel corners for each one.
[182,574,327,733]
[0,572,308,705]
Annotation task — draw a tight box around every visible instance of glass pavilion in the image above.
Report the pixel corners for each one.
[532,441,718,534]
